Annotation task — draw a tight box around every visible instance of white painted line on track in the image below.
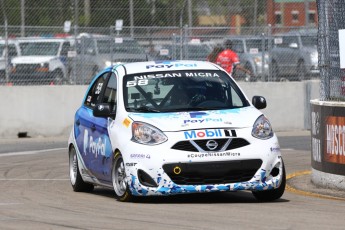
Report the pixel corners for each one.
[281,148,295,151]
[0,203,24,206]
[0,148,67,157]
[0,179,69,181]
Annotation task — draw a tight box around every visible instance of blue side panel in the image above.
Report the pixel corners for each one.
[74,106,113,182]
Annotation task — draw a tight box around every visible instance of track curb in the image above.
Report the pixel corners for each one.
[286,170,345,201]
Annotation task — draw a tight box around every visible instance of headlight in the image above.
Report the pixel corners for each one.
[131,122,167,145]
[252,115,273,139]
[41,62,49,68]
[310,52,318,63]
[36,62,49,72]
[105,61,112,67]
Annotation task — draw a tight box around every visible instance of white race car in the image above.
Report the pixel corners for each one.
[68,60,285,202]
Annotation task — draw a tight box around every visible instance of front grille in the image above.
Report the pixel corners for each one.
[163,159,262,185]
[171,138,250,152]
[193,138,229,151]
[15,64,40,73]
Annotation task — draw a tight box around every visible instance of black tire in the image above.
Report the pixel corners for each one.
[52,69,65,85]
[112,151,134,202]
[252,162,286,202]
[69,146,94,192]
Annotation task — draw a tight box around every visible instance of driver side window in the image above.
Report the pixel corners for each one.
[84,72,108,108]
[102,73,117,112]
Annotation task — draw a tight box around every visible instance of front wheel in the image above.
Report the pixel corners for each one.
[252,162,286,202]
[112,152,134,202]
[69,146,94,192]
[52,69,66,85]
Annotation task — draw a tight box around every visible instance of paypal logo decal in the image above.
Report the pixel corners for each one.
[189,112,208,118]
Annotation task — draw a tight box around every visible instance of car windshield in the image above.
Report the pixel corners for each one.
[97,39,145,54]
[21,42,60,56]
[230,40,245,53]
[123,70,249,112]
[245,39,267,52]
[301,36,317,48]
[162,44,210,60]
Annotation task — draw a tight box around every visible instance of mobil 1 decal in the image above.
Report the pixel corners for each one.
[184,129,236,139]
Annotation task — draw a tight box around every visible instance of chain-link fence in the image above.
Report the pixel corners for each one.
[1,0,318,85]
[317,0,345,101]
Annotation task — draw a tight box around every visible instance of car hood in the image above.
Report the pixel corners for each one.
[11,56,57,64]
[127,107,263,132]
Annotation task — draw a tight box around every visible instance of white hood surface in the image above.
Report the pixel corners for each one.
[128,107,262,132]
[11,56,57,64]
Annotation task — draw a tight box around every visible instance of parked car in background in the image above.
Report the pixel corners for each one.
[0,39,21,81]
[226,36,270,81]
[270,29,318,81]
[73,33,148,84]
[10,37,74,85]
[153,41,212,61]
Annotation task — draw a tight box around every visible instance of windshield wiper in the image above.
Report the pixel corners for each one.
[128,106,160,113]
[162,107,210,112]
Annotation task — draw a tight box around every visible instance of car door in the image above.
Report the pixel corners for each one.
[74,71,115,182]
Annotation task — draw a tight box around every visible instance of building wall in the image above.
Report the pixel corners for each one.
[267,0,318,29]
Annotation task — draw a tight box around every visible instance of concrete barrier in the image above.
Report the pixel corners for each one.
[310,99,345,190]
[0,80,320,138]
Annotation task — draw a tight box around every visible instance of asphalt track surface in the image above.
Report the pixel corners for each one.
[1,131,345,230]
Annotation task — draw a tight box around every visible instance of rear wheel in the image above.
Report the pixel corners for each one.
[252,162,286,202]
[69,146,94,192]
[112,151,134,202]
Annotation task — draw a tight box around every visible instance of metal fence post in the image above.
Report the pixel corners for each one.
[267,24,273,82]
[261,32,265,82]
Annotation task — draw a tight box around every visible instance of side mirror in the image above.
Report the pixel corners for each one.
[252,96,267,110]
[93,103,113,117]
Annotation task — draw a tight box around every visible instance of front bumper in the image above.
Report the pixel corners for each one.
[122,133,284,196]
[10,72,56,83]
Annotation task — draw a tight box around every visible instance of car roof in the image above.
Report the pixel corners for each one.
[118,60,220,75]
[225,35,266,40]
[16,37,74,43]
[275,28,318,37]
[0,39,19,44]
[77,33,136,41]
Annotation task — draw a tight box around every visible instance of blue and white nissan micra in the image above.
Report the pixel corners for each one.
[68,60,285,202]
